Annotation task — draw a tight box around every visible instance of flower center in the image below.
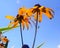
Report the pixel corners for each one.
[34,4,41,8]
[16,14,24,23]
[32,4,41,13]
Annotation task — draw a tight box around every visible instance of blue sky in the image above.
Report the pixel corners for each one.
[0,0,60,48]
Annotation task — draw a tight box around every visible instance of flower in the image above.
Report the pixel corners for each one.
[28,4,54,48]
[5,14,30,29]
[1,36,9,43]
[26,4,54,22]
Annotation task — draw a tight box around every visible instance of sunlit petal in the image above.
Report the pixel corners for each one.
[8,21,18,28]
[5,16,15,20]
[40,6,54,19]
[26,8,33,17]
[12,21,19,28]
[44,8,53,19]
[18,7,26,15]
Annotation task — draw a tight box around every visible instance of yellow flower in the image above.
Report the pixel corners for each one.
[5,14,30,29]
[27,4,54,22]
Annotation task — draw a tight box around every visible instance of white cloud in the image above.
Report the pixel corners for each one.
[57,45,60,48]
[11,45,15,48]
[16,0,20,4]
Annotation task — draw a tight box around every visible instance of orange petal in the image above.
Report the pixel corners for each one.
[44,8,54,19]
[12,21,19,28]
[39,6,54,19]
[22,20,25,30]
[25,22,29,29]
[47,8,54,14]
[18,7,26,15]
[38,12,42,22]
[26,8,33,17]
[34,12,39,21]
[24,15,28,19]
[8,21,18,28]
[34,12,37,20]
[8,22,14,27]
[23,18,29,29]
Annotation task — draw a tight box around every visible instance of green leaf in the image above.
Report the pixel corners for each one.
[37,42,45,48]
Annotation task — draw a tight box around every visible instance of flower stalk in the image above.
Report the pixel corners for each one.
[20,22,24,46]
[32,11,38,48]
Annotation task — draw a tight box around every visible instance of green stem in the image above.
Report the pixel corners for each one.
[32,11,38,48]
[20,23,24,47]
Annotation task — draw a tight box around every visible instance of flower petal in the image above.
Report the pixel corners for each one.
[38,12,42,22]
[40,6,54,19]
[25,22,29,29]
[5,16,15,20]
[18,7,26,15]
[44,8,54,19]
[26,8,33,17]
[22,20,25,30]
[8,21,18,28]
